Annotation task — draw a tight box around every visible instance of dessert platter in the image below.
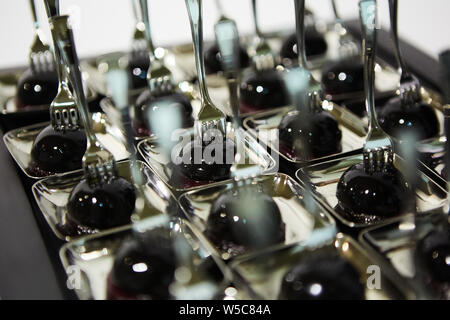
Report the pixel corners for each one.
[1,0,449,300]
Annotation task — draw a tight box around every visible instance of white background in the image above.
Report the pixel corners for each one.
[0,0,449,68]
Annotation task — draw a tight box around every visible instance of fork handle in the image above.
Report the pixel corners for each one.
[29,0,40,30]
[185,0,214,105]
[44,0,59,17]
[294,0,308,69]
[49,15,96,144]
[138,0,156,60]
[251,0,263,39]
[360,0,380,131]
[388,0,408,76]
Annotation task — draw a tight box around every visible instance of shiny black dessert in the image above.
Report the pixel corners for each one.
[417,225,450,284]
[278,111,342,160]
[176,137,235,182]
[107,228,176,300]
[279,253,365,300]
[378,97,439,141]
[30,124,87,176]
[280,28,328,63]
[205,187,285,256]
[67,177,136,230]
[127,54,150,90]
[239,69,288,113]
[321,57,364,96]
[16,68,58,108]
[134,90,194,137]
[336,162,413,224]
[204,43,250,74]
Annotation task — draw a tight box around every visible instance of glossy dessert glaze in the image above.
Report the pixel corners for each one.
[67,177,136,230]
[378,97,439,141]
[107,228,176,299]
[239,69,288,113]
[134,90,194,137]
[204,43,249,74]
[175,137,235,183]
[205,187,285,256]
[16,68,58,108]
[29,124,87,176]
[278,110,342,161]
[336,162,413,224]
[280,28,328,63]
[127,54,150,90]
[321,57,364,96]
[279,253,365,300]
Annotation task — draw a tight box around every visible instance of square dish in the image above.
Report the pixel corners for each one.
[3,113,129,179]
[296,153,448,228]
[32,160,175,241]
[178,173,337,262]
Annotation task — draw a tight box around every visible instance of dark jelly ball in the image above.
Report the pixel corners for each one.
[204,43,250,74]
[280,28,328,62]
[109,228,176,299]
[279,253,365,300]
[321,57,364,95]
[239,69,288,112]
[67,177,136,230]
[16,68,58,108]
[206,188,285,255]
[135,90,194,136]
[336,162,413,224]
[127,54,150,90]
[417,226,450,283]
[378,97,440,141]
[278,111,342,160]
[176,137,235,182]
[31,124,86,173]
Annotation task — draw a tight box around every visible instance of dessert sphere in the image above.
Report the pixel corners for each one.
[279,253,365,300]
[321,57,364,96]
[176,137,235,182]
[204,43,250,74]
[378,97,439,141]
[278,111,342,160]
[205,188,285,256]
[336,162,413,224]
[30,124,86,175]
[108,228,176,299]
[280,28,328,63]
[16,68,58,108]
[134,90,194,137]
[239,69,288,112]
[67,177,136,230]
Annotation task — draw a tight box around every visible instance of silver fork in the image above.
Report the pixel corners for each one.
[215,18,261,182]
[185,0,226,140]
[138,0,174,97]
[44,0,79,131]
[130,0,148,61]
[331,0,359,59]
[360,0,394,172]
[50,15,117,186]
[389,0,421,105]
[28,0,55,73]
[249,0,275,71]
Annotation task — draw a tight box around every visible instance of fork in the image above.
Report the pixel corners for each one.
[331,0,359,59]
[360,0,394,173]
[249,0,275,71]
[50,15,117,187]
[138,0,174,97]
[28,0,55,74]
[215,18,261,182]
[185,0,227,140]
[389,0,421,105]
[44,0,79,131]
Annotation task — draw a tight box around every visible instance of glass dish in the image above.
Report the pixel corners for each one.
[32,160,175,241]
[178,173,337,262]
[59,219,248,300]
[230,233,414,300]
[137,124,278,193]
[296,153,448,228]
[3,113,129,179]
[243,104,366,165]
